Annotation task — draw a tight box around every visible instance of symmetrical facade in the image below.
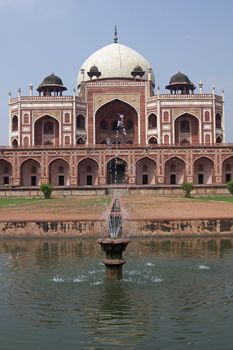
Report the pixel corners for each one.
[2,35,233,189]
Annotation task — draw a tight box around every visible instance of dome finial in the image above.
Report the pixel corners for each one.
[114,25,118,43]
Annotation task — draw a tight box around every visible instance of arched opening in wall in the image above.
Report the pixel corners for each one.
[49,159,70,186]
[107,158,128,184]
[34,115,59,146]
[76,137,86,144]
[136,157,156,185]
[216,136,222,144]
[216,113,222,129]
[175,114,199,144]
[95,99,138,145]
[205,134,211,145]
[164,135,169,144]
[12,139,18,147]
[148,137,158,144]
[148,114,157,129]
[78,158,98,186]
[76,115,85,130]
[165,157,185,185]
[222,157,233,183]
[64,136,70,145]
[193,157,214,185]
[12,115,18,132]
[20,159,41,186]
[24,136,29,147]
[0,160,12,185]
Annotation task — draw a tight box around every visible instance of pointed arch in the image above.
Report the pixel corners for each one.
[193,156,214,184]
[95,99,138,145]
[49,158,70,186]
[77,157,99,186]
[165,156,186,185]
[0,159,12,186]
[136,157,157,185]
[20,158,41,186]
[174,113,200,144]
[222,156,233,183]
[106,157,128,184]
[34,115,60,146]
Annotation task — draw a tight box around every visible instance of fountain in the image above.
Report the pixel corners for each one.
[97,115,130,280]
[97,198,130,280]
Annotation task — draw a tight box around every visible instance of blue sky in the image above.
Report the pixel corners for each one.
[0,0,232,144]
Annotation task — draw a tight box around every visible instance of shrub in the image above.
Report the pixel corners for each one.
[40,183,53,199]
[227,180,233,195]
[181,182,194,198]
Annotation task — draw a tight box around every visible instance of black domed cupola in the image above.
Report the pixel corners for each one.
[37,73,67,96]
[166,72,195,94]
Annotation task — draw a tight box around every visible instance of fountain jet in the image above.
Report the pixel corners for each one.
[97,197,130,280]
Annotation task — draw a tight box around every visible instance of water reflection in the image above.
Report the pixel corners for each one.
[1,237,233,349]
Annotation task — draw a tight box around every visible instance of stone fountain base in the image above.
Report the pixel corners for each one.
[97,238,130,280]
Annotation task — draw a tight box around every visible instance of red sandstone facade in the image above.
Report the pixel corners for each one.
[2,39,232,190]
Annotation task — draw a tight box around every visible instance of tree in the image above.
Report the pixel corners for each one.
[227,180,233,195]
[40,183,53,199]
[181,182,194,198]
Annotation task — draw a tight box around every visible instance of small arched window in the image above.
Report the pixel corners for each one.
[216,136,222,144]
[216,113,222,129]
[76,137,85,144]
[12,115,18,132]
[148,137,158,144]
[65,136,70,145]
[23,114,29,124]
[204,111,210,122]
[76,115,85,129]
[148,114,157,129]
[12,139,18,147]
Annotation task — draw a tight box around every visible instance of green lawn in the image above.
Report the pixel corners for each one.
[0,196,111,210]
[193,195,233,203]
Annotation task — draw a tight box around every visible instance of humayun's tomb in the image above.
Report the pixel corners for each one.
[2,30,233,194]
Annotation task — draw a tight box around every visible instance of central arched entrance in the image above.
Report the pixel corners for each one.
[34,115,59,146]
[107,158,127,184]
[95,99,138,144]
[174,113,199,145]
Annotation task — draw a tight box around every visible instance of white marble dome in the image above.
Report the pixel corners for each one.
[77,43,155,86]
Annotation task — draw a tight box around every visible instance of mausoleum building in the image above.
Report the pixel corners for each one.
[2,31,233,192]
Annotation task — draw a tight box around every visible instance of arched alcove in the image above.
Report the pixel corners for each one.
[136,157,156,185]
[49,159,70,186]
[0,160,12,185]
[78,158,98,186]
[175,113,199,144]
[165,157,185,185]
[107,158,128,184]
[95,99,138,144]
[21,159,41,186]
[193,157,214,184]
[34,115,59,146]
